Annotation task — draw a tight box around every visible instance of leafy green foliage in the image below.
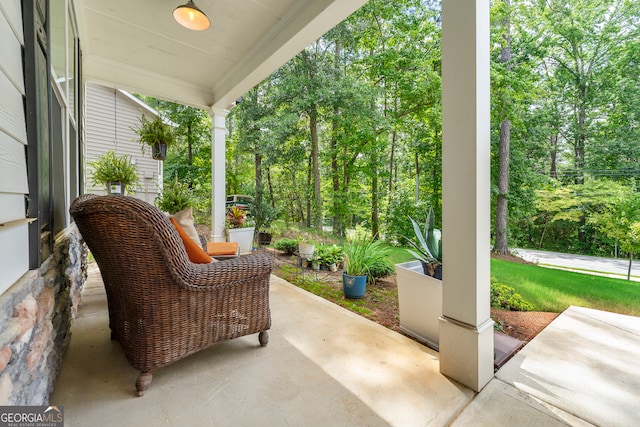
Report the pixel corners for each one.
[368,258,395,280]
[89,150,139,193]
[317,245,344,265]
[406,206,442,265]
[490,279,534,311]
[133,114,176,147]
[155,179,194,214]
[589,192,640,275]
[343,236,393,283]
[274,238,298,255]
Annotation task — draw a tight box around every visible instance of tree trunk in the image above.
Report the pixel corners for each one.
[332,40,342,236]
[310,110,322,232]
[494,118,511,255]
[493,0,511,256]
[255,151,263,209]
[415,152,420,202]
[549,133,558,179]
[371,154,379,239]
[628,253,633,281]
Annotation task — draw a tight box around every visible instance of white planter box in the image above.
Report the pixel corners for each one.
[396,260,442,350]
[225,227,255,255]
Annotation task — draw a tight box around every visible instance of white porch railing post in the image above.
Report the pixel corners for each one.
[210,108,229,242]
[439,0,494,391]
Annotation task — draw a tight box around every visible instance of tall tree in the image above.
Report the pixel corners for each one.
[493,0,513,255]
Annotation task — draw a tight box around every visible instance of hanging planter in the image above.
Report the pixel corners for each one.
[88,150,139,196]
[152,142,168,160]
[133,115,175,161]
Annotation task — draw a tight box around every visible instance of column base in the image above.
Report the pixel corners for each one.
[439,316,494,392]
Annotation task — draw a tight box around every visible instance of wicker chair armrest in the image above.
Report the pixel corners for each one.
[176,253,273,289]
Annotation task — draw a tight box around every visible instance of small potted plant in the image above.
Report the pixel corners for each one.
[253,199,277,246]
[225,206,255,255]
[318,245,343,272]
[342,236,391,299]
[89,150,139,195]
[133,114,176,160]
[296,232,316,260]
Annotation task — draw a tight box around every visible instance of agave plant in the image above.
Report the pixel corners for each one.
[406,207,442,276]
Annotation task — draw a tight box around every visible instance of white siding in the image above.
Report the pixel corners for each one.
[84,83,162,205]
[0,3,27,295]
[0,131,28,194]
[0,10,24,94]
[0,1,24,46]
[0,58,27,144]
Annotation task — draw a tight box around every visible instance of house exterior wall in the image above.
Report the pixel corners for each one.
[84,82,162,205]
[0,0,30,296]
[0,226,86,405]
[0,0,89,405]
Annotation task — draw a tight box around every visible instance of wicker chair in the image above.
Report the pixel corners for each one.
[69,194,273,396]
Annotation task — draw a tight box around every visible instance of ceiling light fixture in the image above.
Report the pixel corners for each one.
[173,0,210,31]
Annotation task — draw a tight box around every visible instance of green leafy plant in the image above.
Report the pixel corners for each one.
[296,232,316,246]
[405,206,442,276]
[368,258,395,279]
[274,238,298,255]
[490,279,534,311]
[89,150,139,193]
[253,198,278,232]
[343,236,392,284]
[317,245,344,266]
[226,206,254,229]
[133,114,176,158]
[155,179,194,214]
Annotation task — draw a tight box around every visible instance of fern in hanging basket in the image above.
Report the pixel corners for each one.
[89,150,139,193]
[133,115,176,159]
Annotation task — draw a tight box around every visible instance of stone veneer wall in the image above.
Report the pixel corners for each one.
[0,225,87,405]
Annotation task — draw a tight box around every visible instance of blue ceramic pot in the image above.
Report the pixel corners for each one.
[342,272,367,299]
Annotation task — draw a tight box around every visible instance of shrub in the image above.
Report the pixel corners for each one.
[368,258,395,279]
[274,238,298,255]
[490,279,534,311]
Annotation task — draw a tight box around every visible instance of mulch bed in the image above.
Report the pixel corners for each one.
[264,247,558,343]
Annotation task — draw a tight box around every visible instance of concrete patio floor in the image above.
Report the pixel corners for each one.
[50,263,640,426]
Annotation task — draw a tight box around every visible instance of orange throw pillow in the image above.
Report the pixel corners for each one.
[170,217,212,264]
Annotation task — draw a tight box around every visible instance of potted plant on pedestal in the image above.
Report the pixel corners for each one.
[342,236,391,299]
[296,232,316,260]
[133,114,176,161]
[254,199,277,246]
[395,206,442,350]
[89,150,139,195]
[225,206,255,255]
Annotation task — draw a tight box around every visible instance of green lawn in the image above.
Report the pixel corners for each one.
[491,259,640,316]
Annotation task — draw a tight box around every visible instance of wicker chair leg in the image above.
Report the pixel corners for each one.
[259,331,269,347]
[135,372,153,397]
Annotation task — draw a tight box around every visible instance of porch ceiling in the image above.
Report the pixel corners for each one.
[73,0,367,110]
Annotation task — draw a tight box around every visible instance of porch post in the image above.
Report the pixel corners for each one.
[210,107,229,242]
[439,0,493,391]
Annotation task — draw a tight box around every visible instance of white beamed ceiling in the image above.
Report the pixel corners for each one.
[73,0,367,110]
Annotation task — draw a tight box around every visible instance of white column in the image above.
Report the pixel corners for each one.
[439,0,494,391]
[210,108,229,242]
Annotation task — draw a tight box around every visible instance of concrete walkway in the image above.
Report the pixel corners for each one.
[50,264,640,426]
